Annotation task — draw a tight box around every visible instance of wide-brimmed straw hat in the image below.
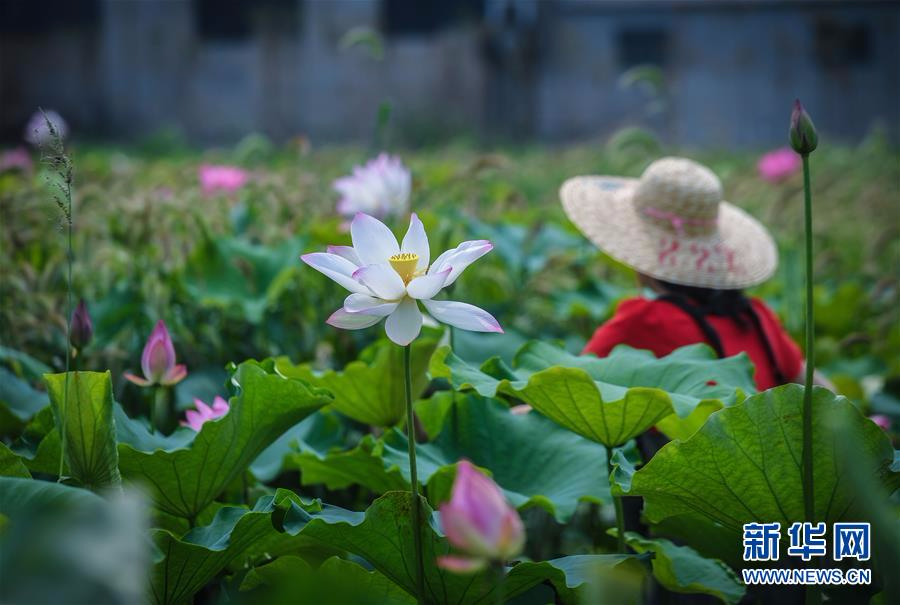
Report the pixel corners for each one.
[560,156,777,289]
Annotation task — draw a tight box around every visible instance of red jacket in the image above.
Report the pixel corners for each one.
[583,296,803,390]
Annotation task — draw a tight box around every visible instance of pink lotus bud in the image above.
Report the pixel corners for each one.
[869,414,891,432]
[181,396,229,432]
[757,147,801,183]
[789,99,818,155]
[69,299,93,351]
[437,460,524,572]
[124,320,187,387]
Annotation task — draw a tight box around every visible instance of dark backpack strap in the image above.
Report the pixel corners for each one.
[657,294,726,358]
[658,293,789,384]
[744,304,789,385]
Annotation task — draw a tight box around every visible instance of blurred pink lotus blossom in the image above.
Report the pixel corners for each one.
[869,414,891,432]
[199,164,248,195]
[124,320,187,387]
[437,460,524,573]
[181,396,229,431]
[333,153,411,219]
[0,147,33,174]
[24,110,68,147]
[757,147,801,183]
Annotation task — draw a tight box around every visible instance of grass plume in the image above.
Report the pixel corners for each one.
[37,107,75,482]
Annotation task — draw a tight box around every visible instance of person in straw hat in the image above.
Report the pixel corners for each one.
[561,156,829,392]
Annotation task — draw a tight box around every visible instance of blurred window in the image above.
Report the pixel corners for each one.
[382,0,484,37]
[0,0,99,34]
[815,20,872,69]
[618,28,668,69]
[193,0,298,40]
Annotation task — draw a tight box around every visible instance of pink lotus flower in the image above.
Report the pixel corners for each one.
[437,460,524,573]
[333,153,411,219]
[869,414,891,432]
[0,147,33,174]
[181,396,229,431]
[757,147,801,183]
[24,110,68,147]
[124,320,187,387]
[199,164,248,196]
[302,213,502,346]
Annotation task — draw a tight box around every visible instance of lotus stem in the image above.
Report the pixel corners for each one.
[801,154,820,605]
[57,348,74,482]
[605,446,626,553]
[493,560,505,605]
[404,344,426,604]
[801,153,815,524]
[151,386,167,434]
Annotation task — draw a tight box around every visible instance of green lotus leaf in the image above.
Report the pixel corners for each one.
[182,233,306,324]
[0,442,30,478]
[289,433,407,493]
[413,390,457,439]
[506,555,648,605]
[620,532,745,604]
[431,341,756,444]
[118,361,331,519]
[0,477,146,605]
[381,392,611,521]
[250,410,345,482]
[239,555,415,605]
[0,367,48,435]
[112,403,193,453]
[44,371,120,490]
[0,476,105,519]
[285,490,648,605]
[146,487,648,605]
[274,329,441,427]
[623,384,897,562]
[149,489,329,605]
[510,367,674,448]
[11,406,65,476]
[0,346,52,381]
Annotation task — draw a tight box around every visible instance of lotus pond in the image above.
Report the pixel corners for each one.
[0,131,898,605]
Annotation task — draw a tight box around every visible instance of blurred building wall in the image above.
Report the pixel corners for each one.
[538,0,900,146]
[1,0,897,147]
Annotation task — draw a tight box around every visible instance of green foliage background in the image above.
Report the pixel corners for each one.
[0,130,897,605]
[2,131,896,413]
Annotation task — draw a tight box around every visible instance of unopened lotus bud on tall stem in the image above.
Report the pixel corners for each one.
[791,98,820,605]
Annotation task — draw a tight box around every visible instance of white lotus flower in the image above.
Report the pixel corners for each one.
[333,153,411,219]
[302,213,503,346]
